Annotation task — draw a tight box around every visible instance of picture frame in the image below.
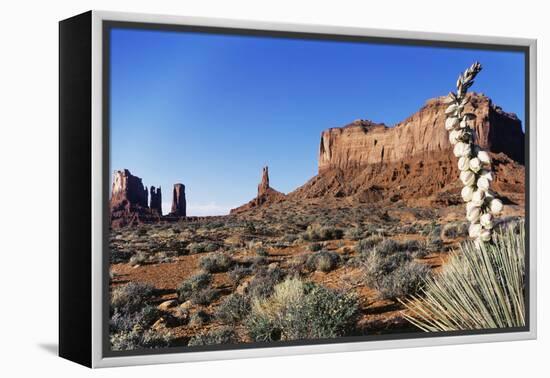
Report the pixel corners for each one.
[59,10,537,368]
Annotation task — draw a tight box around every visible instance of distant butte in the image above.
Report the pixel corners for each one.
[109,169,187,228]
[289,93,525,206]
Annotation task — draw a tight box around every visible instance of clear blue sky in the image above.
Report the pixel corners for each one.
[109,27,525,216]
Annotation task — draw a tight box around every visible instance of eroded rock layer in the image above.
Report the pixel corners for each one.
[292,94,525,206]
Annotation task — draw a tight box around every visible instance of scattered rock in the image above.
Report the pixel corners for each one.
[179,300,193,310]
[158,300,177,311]
[151,317,166,330]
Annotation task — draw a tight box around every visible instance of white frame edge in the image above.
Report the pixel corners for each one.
[90,10,537,368]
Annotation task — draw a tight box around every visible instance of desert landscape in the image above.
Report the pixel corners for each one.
[108,93,525,351]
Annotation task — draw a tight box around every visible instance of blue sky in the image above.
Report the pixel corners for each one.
[109,28,525,216]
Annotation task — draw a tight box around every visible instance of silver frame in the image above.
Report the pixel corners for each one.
[90,10,537,368]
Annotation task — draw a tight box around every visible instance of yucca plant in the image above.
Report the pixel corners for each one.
[444,62,504,244]
[400,221,525,331]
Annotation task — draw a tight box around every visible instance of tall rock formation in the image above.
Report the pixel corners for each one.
[292,93,525,204]
[110,169,158,228]
[150,186,162,216]
[230,166,286,214]
[170,183,187,217]
[258,166,270,196]
[111,169,148,209]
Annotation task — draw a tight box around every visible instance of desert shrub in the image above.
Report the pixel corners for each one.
[442,222,469,239]
[228,265,252,285]
[110,305,160,333]
[177,273,212,302]
[189,310,210,327]
[426,235,444,252]
[412,243,430,259]
[188,327,237,346]
[302,225,344,241]
[375,239,401,256]
[306,251,341,272]
[215,294,250,324]
[283,233,299,243]
[375,262,431,300]
[191,288,219,305]
[128,251,148,266]
[345,227,364,240]
[400,224,420,234]
[188,242,206,254]
[246,278,358,342]
[111,329,173,351]
[204,243,219,252]
[402,222,525,331]
[137,227,148,236]
[111,249,133,264]
[247,266,285,299]
[308,242,323,252]
[363,249,412,283]
[355,235,383,254]
[255,246,269,257]
[199,253,234,273]
[111,282,155,314]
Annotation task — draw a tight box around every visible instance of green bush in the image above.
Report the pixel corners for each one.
[129,251,148,266]
[215,294,250,324]
[375,262,431,300]
[246,278,358,342]
[228,265,252,285]
[111,329,173,351]
[199,253,234,273]
[306,251,341,272]
[302,225,344,241]
[188,242,219,254]
[442,222,469,239]
[188,242,206,254]
[344,227,364,240]
[255,246,269,257]
[188,327,237,346]
[191,288,219,305]
[111,282,155,314]
[402,222,526,331]
[308,242,323,252]
[177,273,212,302]
[189,310,210,326]
[110,305,160,333]
[247,266,285,299]
[355,235,383,254]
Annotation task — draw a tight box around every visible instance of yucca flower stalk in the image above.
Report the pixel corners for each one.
[444,62,503,244]
[400,221,525,331]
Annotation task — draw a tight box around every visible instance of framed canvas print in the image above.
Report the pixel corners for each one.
[59,10,537,368]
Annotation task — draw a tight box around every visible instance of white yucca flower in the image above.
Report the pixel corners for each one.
[458,156,471,171]
[443,62,503,244]
[460,170,476,186]
[461,186,474,201]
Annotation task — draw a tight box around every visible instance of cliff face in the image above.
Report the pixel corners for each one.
[111,169,148,209]
[318,94,524,173]
[292,94,525,204]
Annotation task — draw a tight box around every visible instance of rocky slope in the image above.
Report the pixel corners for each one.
[291,93,525,206]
